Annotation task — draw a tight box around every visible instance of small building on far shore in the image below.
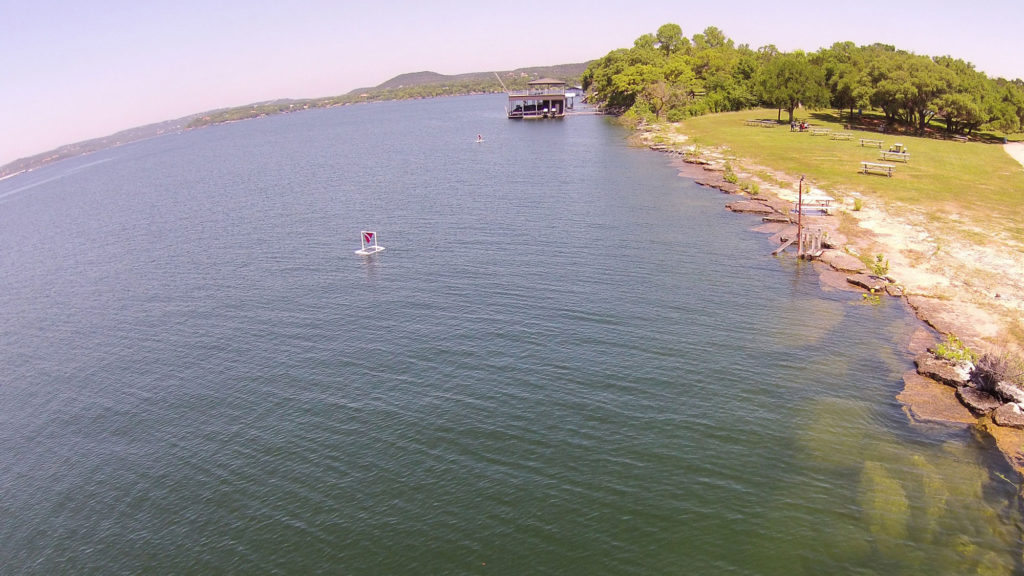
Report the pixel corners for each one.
[507,78,567,119]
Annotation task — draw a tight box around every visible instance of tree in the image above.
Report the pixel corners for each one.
[644,81,672,118]
[655,23,686,55]
[868,52,954,132]
[611,64,665,114]
[693,26,731,50]
[994,80,1024,133]
[633,33,657,52]
[814,42,871,119]
[754,53,829,123]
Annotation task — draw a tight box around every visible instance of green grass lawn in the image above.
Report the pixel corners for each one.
[670,109,1024,245]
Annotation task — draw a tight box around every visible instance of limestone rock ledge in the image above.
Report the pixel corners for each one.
[915,353,970,387]
[956,386,1002,415]
[992,403,1024,429]
[725,200,774,215]
[817,249,866,273]
[846,273,889,292]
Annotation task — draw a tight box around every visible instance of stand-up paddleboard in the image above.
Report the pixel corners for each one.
[355,231,385,255]
[476,134,485,143]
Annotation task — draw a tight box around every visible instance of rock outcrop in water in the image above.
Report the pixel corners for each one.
[914,352,1024,429]
[915,354,970,387]
[957,386,1002,415]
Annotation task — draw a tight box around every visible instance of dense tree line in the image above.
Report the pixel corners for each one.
[582,24,1024,135]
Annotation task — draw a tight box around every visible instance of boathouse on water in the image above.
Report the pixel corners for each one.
[507,78,567,119]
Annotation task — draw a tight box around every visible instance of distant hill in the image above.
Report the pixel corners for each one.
[0,117,193,179]
[189,62,591,128]
[376,71,452,90]
[0,62,591,178]
[373,63,589,92]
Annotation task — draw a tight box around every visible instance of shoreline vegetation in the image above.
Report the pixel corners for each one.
[629,113,1024,479]
[580,21,1024,482]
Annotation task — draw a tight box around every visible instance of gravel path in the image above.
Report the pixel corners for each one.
[1004,142,1024,169]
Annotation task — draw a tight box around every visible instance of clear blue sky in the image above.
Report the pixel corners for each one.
[2,0,1021,166]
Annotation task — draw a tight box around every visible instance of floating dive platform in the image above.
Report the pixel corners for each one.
[355,231,384,255]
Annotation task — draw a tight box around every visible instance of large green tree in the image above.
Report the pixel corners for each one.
[754,52,829,123]
[655,23,686,55]
[815,42,872,119]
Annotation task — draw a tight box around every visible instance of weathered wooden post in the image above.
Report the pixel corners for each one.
[796,175,805,258]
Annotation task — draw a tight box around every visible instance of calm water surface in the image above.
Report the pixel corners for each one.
[1,95,1020,574]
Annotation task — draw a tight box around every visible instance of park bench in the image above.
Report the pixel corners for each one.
[861,162,895,177]
[879,150,910,162]
[830,132,853,140]
[953,135,968,143]
[859,138,883,148]
[809,128,831,136]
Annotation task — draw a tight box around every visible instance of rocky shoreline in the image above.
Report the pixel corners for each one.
[642,133,1024,481]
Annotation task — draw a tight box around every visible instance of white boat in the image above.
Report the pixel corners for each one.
[355,231,385,255]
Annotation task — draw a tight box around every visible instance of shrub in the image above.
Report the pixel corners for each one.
[871,254,889,277]
[853,197,864,211]
[970,352,1024,393]
[665,108,688,122]
[933,333,978,365]
[723,162,739,184]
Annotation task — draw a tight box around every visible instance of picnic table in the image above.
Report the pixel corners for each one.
[794,196,834,215]
[861,161,895,177]
[745,119,776,127]
[830,132,853,141]
[879,150,910,162]
[809,128,831,136]
[859,138,883,148]
[953,135,968,143]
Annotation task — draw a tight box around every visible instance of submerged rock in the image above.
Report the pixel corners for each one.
[858,461,909,553]
[898,370,974,425]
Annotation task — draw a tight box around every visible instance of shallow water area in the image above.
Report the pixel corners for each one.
[0,94,1020,574]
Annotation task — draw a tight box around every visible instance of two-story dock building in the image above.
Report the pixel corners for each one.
[507,78,567,119]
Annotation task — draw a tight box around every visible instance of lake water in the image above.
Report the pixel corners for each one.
[1,94,1020,574]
